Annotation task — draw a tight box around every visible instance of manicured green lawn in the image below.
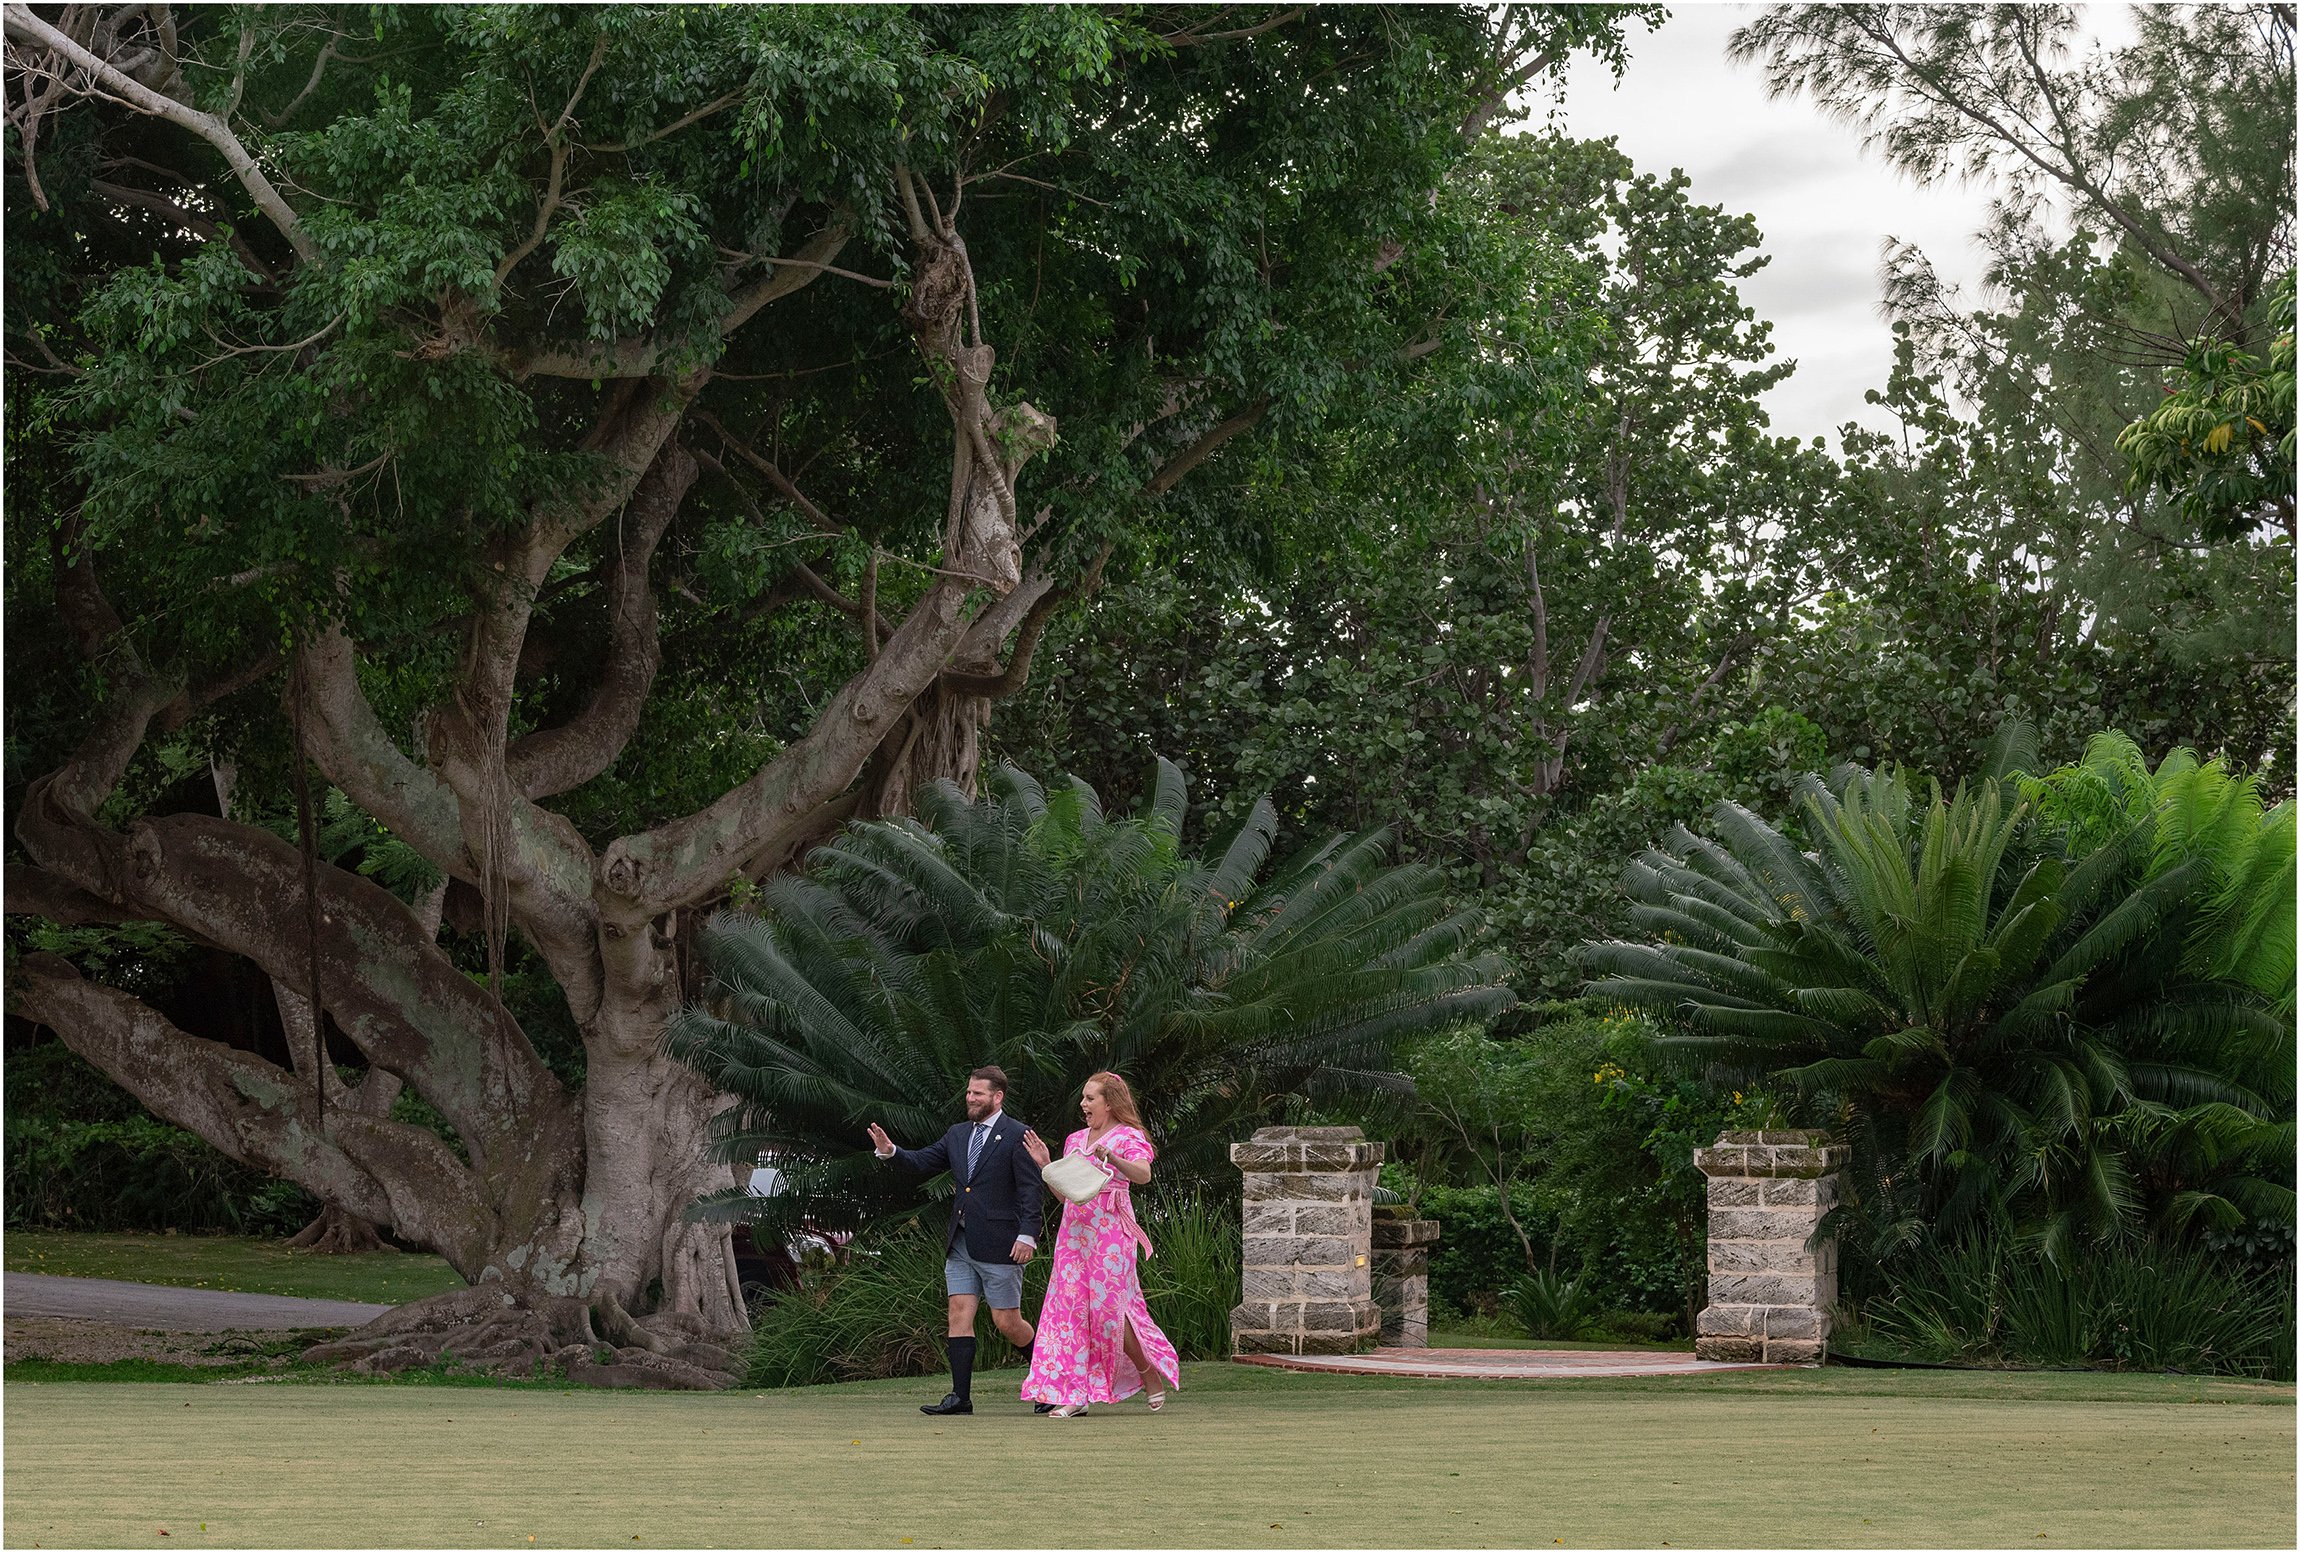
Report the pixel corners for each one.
[4,1231,463,1306]
[6,1363,2289,1548]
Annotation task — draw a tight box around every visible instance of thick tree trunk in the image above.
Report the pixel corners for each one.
[7,819,746,1385]
[569,919,746,1332]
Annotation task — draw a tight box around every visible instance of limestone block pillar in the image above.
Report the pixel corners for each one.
[1693,1129,1848,1365]
[1371,1214,1439,1348]
[1229,1126,1383,1355]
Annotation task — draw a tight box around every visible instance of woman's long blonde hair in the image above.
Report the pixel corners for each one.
[1085,1070,1144,1130]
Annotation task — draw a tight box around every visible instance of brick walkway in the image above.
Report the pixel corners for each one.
[1235,1345,1773,1379]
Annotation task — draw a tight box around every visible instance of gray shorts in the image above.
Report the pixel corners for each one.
[944,1250,1023,1309]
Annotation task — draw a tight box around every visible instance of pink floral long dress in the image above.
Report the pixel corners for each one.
[1020,1124,1182,1406]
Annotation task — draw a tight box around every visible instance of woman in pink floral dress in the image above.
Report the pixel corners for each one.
[1018,1071,1182,1417]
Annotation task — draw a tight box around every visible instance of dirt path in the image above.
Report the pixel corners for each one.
[3,1272,390,1331]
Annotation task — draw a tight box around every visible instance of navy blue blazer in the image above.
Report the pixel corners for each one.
[889,1112,1044,1263]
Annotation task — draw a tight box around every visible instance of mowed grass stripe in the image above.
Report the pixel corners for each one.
[7,1368,2292,1549]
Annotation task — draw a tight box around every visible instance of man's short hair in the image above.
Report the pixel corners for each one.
[968,1066,1009,1095]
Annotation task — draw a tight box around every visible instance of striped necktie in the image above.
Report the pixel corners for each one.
[966,1123,988,1181]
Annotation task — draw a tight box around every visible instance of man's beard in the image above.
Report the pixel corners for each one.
[965,1094,996,1121]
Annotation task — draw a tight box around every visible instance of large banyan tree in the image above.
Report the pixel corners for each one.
[1,4,1633,1381]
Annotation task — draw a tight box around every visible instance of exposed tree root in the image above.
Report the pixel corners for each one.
[286,1204,388,1254]
[302,1284,746,1391]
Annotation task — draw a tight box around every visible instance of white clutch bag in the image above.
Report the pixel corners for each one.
[1042,1152,1113,1206]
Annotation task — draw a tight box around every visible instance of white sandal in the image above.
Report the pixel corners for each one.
[1049,1402,1089,1418]
[1146,1390,1165,1412]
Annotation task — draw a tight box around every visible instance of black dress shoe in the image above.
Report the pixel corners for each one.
[1033,1402,1056,1414]
[920,1393,973,1415]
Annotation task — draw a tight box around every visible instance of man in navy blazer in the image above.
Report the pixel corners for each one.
[869,1065,1044,1415]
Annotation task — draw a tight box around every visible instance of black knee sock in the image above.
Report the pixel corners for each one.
[1016,1340,1034,1366]
[947,1335,976,1400]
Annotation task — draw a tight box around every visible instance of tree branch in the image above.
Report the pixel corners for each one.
[10,954,498,1276]
[40,809,569,1172]
[491,34,607,292]
[506,214,854,378]
[1160,8,1306,47]
[260,36,336,128]
[1460,43,1567,141]
[583,89,744,154]
[91,178,275,281]
[693,408,842,533]
[4,863,139,926]
[294,626,468,876]
[506,442,695,800]
[3,3,321,266]
[1144,399,1270,496]
[939,543,1109,700]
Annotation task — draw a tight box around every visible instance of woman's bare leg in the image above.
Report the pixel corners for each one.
[1122,1316,1167,1401]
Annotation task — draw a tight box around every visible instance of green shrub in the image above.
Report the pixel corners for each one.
[747,1196,1241,1388]
[3,1040,146,1124]
[1420,1184,1537,1316]
[1505,1266,1601,1340]
[746,1225,1007,1388]
[1863,1237,2294,1379]
[1400,1014,1752,1321]
[4,1115,317,1235]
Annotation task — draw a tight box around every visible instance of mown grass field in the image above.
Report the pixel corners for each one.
[6,1362,2290,1548]
[4,1231,464,1305]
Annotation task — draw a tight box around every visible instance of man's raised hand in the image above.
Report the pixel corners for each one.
[866,1122,894,1157]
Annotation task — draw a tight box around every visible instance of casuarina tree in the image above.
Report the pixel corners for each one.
[2,5,1642,1380]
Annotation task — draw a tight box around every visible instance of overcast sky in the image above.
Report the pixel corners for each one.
[1528,3,2129,446]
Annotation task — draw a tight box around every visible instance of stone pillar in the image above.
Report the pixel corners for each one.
[1693,1129,1848,1365]
[1229,1126,1383,1355]
[1371,1213,1439,1348]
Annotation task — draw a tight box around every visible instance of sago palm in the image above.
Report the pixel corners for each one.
[2026,733,2295,1237]
[672,758,1513,1237]
[1582,753,2287,1260]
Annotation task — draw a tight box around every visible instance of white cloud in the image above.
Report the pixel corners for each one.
[1524,1,2038,444]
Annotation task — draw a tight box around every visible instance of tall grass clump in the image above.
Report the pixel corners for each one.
[747,1196,1243,1388]
[1135,1193,1242,1360]
[745,1225,1046,1388]
[1864,1237,2293,1379]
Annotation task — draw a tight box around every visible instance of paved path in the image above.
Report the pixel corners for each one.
[3,1272,390,1331]
[1235,1345,1771,1379]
